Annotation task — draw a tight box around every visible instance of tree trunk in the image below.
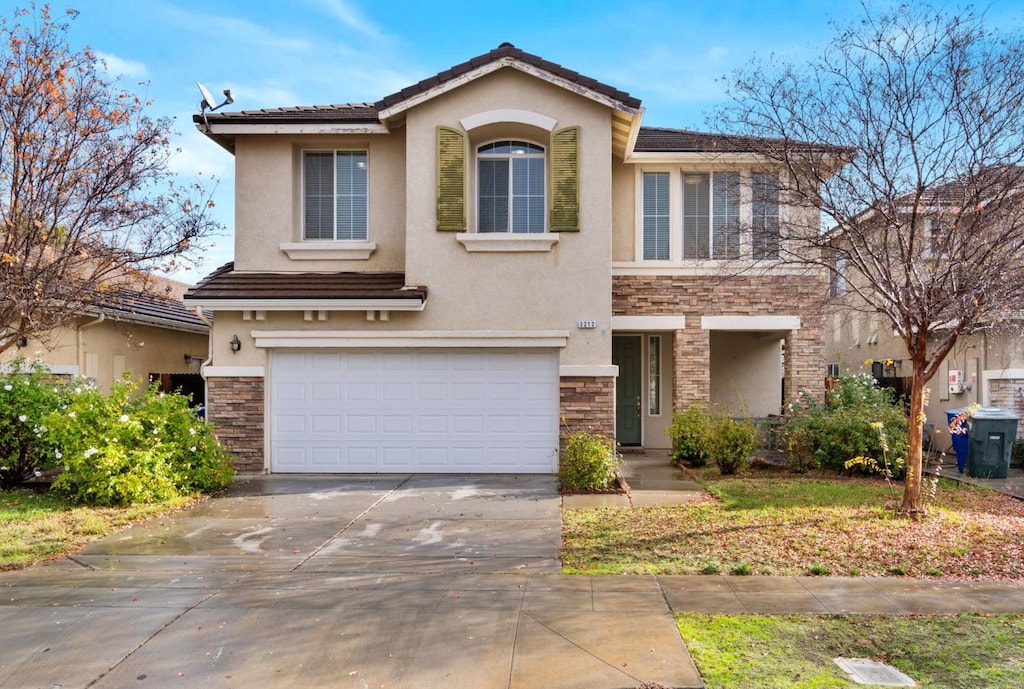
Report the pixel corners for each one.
[900,372,928,517]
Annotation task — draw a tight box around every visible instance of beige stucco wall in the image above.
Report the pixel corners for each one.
[400,69,613,368]
[611,160,635,262]
[710,331,784,416]
[1,318,208,392]
[825,308,1024,452]
[233,132,406,273]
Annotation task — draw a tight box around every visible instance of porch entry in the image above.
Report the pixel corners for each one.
[612,335,642,446]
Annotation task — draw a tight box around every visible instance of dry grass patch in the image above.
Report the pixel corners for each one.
[0,489,196,569]
[562,475,1024,578]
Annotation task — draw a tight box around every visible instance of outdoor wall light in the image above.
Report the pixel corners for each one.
[230,335,242,353]
[15,336,27,348]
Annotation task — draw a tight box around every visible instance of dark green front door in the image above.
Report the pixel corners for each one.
[613,336,642,446]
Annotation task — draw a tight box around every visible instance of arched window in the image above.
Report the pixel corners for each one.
[477,141,545,233]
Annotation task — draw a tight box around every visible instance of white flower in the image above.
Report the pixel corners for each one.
[54,450,62,459]
[189,446,197,453]
[189,427,197,436]
[83,447,98,458]
[68,411,76,418]
[152,428,159,435]
[34,470,41,477]
[18,415,26,422]
[3,384,11,391]
[118,414,129,423]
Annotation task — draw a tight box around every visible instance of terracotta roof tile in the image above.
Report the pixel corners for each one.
[92,286,208,332]
[634,126,855,155]
[194,103,379,126]
[183,263,428,302]
[374,42,642,112]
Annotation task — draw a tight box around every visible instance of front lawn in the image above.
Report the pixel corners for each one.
[0,489,194,569]
[563,474,1024,578]
[677,613,1024,689]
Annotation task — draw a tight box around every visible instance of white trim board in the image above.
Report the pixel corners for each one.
[202,366,266,378]
[250,330,570,349]
[559,365,619,377]
[612,315,686,331]
[701,315,801,331]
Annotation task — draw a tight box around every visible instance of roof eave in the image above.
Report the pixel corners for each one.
[182,298,427,312]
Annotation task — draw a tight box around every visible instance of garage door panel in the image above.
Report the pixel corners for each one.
[270,349,558,473]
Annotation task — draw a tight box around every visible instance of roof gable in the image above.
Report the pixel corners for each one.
[374,43,641,120]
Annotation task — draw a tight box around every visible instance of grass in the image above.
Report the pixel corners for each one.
[563,472,1024,577]
[677,613,1024,689]
[0,489,195,570]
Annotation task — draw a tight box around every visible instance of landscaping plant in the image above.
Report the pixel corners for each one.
[779,374,908,477]
[707,416,760,475]
[46,377,233,506]
[559,429,621,491]
[0,360,69,489]
[667,403,713,467]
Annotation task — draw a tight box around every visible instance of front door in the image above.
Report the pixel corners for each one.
[613,335,642,446]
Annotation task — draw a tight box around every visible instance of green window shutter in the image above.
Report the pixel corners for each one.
[549,126,580,232]
[436,126,467,231]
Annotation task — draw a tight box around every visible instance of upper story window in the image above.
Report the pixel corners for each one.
[639,169,777,262]
[682,172,740,259]
[642,171,670,260]
[303,150,368,241]
[752,172,780,259]
[477,141,545,233]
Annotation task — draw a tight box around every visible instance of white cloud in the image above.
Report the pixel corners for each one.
[312,0,387,41]
[95,50,148,78]
[157,5,312,54]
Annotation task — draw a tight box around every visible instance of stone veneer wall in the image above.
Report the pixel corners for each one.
[614,273,826,410]
[207,377,265,473]
[559,376,615,440]
[987,378,1024,439]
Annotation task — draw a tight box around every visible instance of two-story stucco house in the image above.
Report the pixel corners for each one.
[184,43,828,474]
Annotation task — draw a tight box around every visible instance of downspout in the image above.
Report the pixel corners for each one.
[193,307,214,420]
[76,313,105,379]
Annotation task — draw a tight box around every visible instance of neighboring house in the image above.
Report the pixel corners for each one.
[185,43,830,474]
[1,280,209,402]
[825,168,1024,451]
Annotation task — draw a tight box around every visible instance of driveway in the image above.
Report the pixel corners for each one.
[1,474,702,689]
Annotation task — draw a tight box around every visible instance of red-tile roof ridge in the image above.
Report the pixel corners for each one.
[374,42,641,112]
[635,126,853,155]
[183,263,428,302]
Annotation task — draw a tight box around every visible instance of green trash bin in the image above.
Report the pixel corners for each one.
[966,407,1020,479]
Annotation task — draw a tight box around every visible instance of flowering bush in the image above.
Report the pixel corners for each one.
[559,430,621,491]
[779,374,909,477]
[0,360,69,489]
[46,377,233,505]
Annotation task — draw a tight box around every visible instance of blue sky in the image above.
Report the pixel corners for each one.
[12,0,1024,281]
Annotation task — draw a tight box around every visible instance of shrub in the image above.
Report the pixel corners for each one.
[0,360,69,489]
[708,416,760,475]
[559,430,620,491]
[1013,440,1024,467]
[46,377,234,505]
[778,374,909,478]
[667,403,713,467]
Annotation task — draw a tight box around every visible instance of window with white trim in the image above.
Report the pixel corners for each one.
[303,151,368,240]
[682,172,740,259]
[642,172,670,259]
[648,335,661,415]
[752,172,780,259]
[477,140,545,233]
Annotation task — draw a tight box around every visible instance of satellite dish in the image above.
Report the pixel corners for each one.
[197,82,216,111]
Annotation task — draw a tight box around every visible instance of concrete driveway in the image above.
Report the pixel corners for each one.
[1,474,702,689]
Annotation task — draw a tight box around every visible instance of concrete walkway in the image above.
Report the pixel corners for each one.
[0,474,704,689]
[929,461,1024,499]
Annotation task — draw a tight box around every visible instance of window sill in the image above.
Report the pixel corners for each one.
[280,241,377,260]
[456,233,559,253]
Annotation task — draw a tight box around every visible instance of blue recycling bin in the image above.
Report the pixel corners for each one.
[946,409,970,472]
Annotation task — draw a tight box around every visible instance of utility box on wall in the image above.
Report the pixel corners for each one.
[948,369,965,395]
[967,407,1020,479]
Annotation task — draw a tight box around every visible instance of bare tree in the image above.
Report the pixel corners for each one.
[717,2,1024,516]
[0,4,220,353]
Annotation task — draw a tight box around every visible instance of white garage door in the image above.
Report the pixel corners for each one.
[270,349,559,473]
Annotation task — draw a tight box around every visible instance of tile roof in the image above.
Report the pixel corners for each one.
[635,126,853,154]
[374,42,642,112]
[183,263,428,302]
[899,165,1024,207]
[90,286,208,332]
[194,43,641,129]
[194,103,379,126]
